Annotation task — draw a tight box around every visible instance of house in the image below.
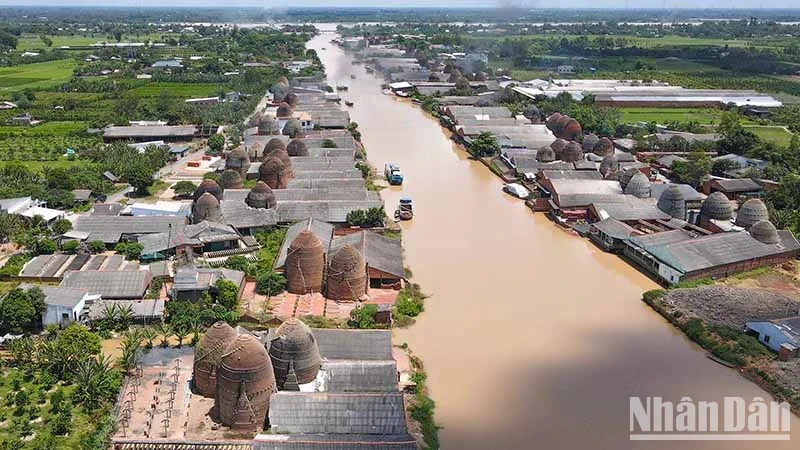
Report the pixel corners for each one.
[557,65,575,74]
[20,284,95,327]
[171,267,245,302]
[10,113,41,126]
[123,201,192,218]
[102,125,198,142]
[0,197,65,224]
[624,228,800,284]
[589,218,641,253]
[745,317,800,359]
[138,221,246,259]
[702,178,763,200]
[73,215,186,244]
[151,59,183,69]
[88,299,165,324]
[60,270,152,300]
[184,96,221,107]
[71,189,93,203]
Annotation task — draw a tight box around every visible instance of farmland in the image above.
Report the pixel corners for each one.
[618,107,734,125]
[0,59,76,92]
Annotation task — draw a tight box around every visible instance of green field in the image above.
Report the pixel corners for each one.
[128,82,226,99]
[0,121,89,137]
[744,125,795,147]
[619,107,735,125]
[15,32,181,51]
[0,59,76,92]
[0,158,97,172]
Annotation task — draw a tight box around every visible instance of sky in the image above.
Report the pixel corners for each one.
[0,0,796,8]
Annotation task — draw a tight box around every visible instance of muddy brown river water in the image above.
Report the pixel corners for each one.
[308,30,798,450]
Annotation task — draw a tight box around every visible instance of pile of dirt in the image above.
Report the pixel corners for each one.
[663,286,800,329]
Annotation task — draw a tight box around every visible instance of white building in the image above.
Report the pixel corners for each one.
[557,65,575,74]
[20,284,96,327]
[0,197,64,224]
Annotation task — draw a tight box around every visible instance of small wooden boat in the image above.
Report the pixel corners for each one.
[345,100,354,107]
[350,74,356,79]
[706,353,737,368]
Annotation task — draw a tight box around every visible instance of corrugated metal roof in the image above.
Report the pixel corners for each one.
[269,392,406,435]
[252,433,417,450]
[312,329,393,361]
[640,230,800,274]
[276,200,383,224]
[330,231,404,279]
[74,216,186,243]
[318,360,398,393]
[60,270,151,299]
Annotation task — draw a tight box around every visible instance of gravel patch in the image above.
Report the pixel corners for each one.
[663,286,800,329]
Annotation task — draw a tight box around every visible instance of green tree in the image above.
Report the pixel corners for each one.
[214,279,239,311]
[62,240,79,253]
[207,134,225,154]
[470,132,499,157]
[51,218,73,236]
[55,324,101,357]
[224,255,250,272]
[72,355,120,410]
[125,162,155,196]
[0,288,45,334]
[172,180,197,197]
[672,151,712,188]
[88,240,106,253]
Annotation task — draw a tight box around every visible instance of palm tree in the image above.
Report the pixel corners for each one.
[0,213,24,243]
[116,304,134,331]
[189,318,204,347]
[119,329,143,373]
[142,326,158,349]
[73,355,118,410]
[157,322,172,348]
[173,325,189,349]
[8,337,36,369]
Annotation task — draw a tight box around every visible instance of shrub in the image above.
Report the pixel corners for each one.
[321,139,337,148]
[88,240,106,253]
[255,271,286,296]
[62,240,79,252]
[349,304,378,329]
[224,255,250,272]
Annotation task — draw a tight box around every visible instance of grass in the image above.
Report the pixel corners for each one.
[619,107,735,125]
[744,125,795,147]
[0,59,76,92]
[0,158,97,172]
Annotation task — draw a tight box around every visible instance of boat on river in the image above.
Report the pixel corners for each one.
[394,197,413,221]
[345,100,354,107]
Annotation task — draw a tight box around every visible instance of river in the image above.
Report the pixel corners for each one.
[307,30,798,449]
